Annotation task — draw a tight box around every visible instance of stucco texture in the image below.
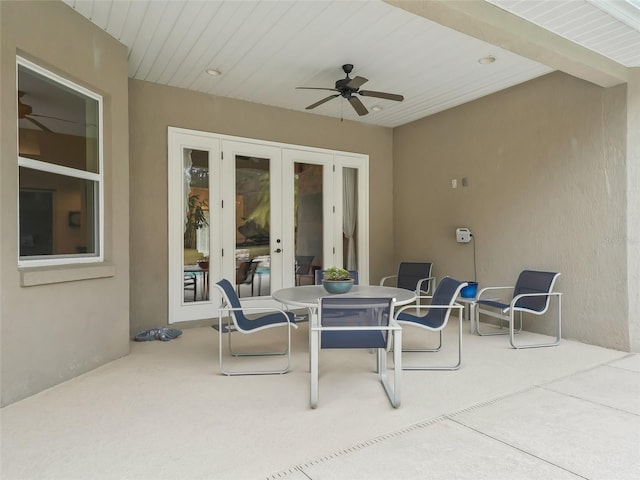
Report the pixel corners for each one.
[128,79,394,335]
[0,1,130,405]
[393,72,629,350]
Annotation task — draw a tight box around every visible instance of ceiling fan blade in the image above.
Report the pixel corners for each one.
[358,90,404,102]
[296,87,339,92]
[25,116,53,133]
[348,96,368,116]
[306,94,340,110]
[30,113,78,124]
[346,76,368,89]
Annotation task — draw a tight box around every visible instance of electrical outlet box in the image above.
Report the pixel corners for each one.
[456,228,472,243]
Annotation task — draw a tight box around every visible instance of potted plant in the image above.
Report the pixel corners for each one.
[197,256,209,270]
[321,267,354,294]
[184,194,208,248]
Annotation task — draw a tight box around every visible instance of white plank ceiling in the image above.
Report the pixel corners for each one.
[60,0,640,128]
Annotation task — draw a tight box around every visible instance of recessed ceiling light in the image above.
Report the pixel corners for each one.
[371,105,383,112]
[206,68,221,76]
[478,55,496,65]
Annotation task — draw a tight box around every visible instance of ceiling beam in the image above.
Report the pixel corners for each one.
[386,0,628,88]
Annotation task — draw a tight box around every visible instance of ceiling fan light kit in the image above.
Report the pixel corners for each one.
[296,64,404,116]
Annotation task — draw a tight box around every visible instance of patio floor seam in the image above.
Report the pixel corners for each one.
[267,354,631,479]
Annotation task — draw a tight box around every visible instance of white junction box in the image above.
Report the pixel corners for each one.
[456,228,472,243]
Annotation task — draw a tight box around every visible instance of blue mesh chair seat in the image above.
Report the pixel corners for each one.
[310,297,402,409]
[394,277,468,371]
[475,270,562,349]
[380,262,434,297]
[213,278,297,375]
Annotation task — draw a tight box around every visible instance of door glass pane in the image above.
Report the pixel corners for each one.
[183,149,210,303]
[295,162,323,285]
[236,155,270,297]
[343,167,358,270]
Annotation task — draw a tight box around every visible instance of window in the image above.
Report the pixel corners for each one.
[17,57,103,266]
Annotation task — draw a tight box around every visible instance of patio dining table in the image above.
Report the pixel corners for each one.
[272,284,416,377]
[272,284,416,311]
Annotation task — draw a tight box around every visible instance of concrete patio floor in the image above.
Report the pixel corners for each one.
[1,320,638,479]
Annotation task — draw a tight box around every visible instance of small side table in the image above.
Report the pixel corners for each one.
[457,297,478,334]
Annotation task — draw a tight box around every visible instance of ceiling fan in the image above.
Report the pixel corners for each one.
[296,64,404,116]
[18,91,78,133]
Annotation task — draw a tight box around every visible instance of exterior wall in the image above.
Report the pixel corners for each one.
[628,68,640,352]
[0,1,130,405]
[128,80,394,335]
[393,72,629,350]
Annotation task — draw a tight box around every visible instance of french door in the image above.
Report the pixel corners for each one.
[168,128,368,323]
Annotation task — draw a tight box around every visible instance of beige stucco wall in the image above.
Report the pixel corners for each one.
[393,72,629,350]
[128,79,394,334]
[628,68,640,352]
[0,1,130,405]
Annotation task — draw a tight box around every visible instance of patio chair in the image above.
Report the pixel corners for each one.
[236,260,259,297]
[394,277,468,370]
[213,278,298,375]
[315,269,359,285]
[310,297,402,408]
[380,262,435,297]
[295,255,315,285]
[184,273,197,302]
[475,270,562,349]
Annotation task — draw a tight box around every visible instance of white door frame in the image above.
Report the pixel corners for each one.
[167,127,369,324]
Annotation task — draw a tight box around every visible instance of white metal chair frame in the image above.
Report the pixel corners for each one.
[394,278,467,371]
[310,298,402,409]
[214,281,298,376]
[380,262,435,305]
[475,272,562,349]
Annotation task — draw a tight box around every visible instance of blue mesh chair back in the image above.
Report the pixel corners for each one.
[216,278,294,331]
[513,270,559,312]
[397,277,466,329]
[214,278,296,375]
[295,255,314,275]
[396,262,432,292]
[315,270,359,285]
[319,297,392,349]
[235,260,259,296]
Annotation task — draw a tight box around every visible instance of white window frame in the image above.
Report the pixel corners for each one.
[16,56,104,267]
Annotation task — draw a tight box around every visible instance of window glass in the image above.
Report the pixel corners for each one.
[183,149,210,303]
[17,57,102,263]
[19,168,97,256]
[18,65,99,172]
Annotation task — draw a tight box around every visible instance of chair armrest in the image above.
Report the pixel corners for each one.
[416,294,433,302]
[379,274,397,286]
[395,302,464,316]
[416,276,436,295]
[509,291,562,313]
[477,285,514,300]
[218,306,298,328]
